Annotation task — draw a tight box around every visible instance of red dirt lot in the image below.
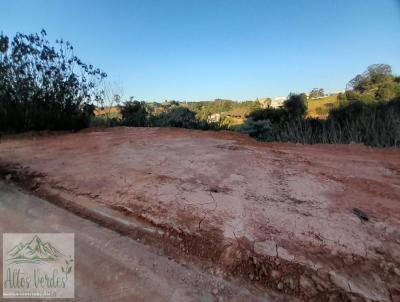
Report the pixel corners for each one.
[1,127,399,301]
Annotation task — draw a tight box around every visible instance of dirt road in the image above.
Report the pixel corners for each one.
[0,127,399,301]
[0,181,284,301]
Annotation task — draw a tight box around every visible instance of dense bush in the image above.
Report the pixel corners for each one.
[152,106,197,128]
[283,93,308,118]
[239,119,273,138]
[116,89,400,148]
[240,98,400,147]
[120,101,149,127]
[248,107,289,123]
[239,65,400,147]
[116,101,224,130]
[0,30,106,132]
[325,98,400,146]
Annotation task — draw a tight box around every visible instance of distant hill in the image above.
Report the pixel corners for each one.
[307,94,339,118]
[92,95,341,126]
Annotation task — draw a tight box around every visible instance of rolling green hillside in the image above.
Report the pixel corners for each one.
[307,95,339,118]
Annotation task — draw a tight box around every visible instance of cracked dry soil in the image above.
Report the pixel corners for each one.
[0,127,399,301]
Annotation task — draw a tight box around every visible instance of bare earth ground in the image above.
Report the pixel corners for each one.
[0,127,399,301]
[0,181,275,302]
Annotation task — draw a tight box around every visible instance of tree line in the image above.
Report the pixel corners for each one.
[1,31,399,147]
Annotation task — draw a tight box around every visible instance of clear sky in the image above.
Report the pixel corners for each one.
[1,0,400,101]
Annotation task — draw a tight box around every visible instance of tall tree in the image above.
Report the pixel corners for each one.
[0,30,107,131]
[345,64,399,102]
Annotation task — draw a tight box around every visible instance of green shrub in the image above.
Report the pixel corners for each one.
[152,107,197,128]
[283,93,308,118]
[239,119,273,138]
[120,101,149,127]
[239,98,400,147]
[248,107,288,123]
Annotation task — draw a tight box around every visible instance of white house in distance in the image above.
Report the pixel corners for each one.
[270,96,287,108]
[257,98,271,108]
[207,113,221,123]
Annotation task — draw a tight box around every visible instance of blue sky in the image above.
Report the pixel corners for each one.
[1,0,400,101]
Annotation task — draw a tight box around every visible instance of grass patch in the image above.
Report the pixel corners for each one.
[307,95,339,118]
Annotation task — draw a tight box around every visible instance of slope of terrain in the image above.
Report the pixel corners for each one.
[1,181,277,301]
[0,127,399,301]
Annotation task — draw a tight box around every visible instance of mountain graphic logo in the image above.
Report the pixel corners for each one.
[7,235,63,264]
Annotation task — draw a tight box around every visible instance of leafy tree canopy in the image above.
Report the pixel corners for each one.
[0,30,106,132]
[309,88,325,99]
[345,64,400,102]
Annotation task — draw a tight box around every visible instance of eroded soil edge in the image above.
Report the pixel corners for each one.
[1,163,399,302]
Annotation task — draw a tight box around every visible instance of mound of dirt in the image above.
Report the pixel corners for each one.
[1,127,399,301]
